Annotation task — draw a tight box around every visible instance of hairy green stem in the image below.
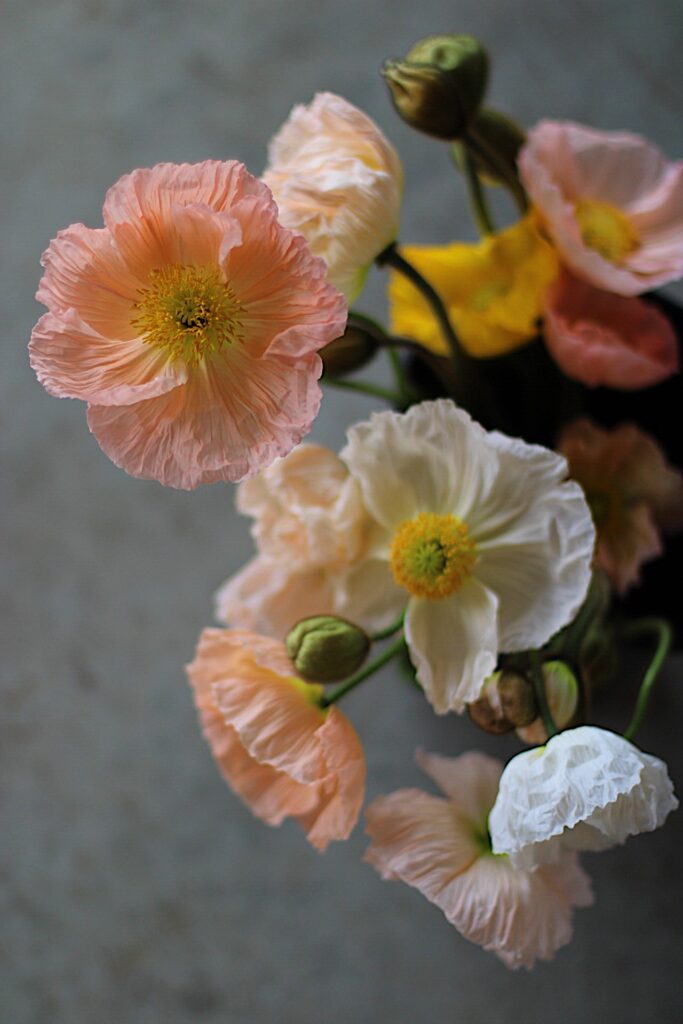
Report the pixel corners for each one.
[621,618,672,742]
[321,635,406,707]
[323,376,402,405]
[460,146,495,235]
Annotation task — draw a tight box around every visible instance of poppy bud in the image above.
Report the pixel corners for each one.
[286,615,370,683]
[321,323,378,377]
[382,34,489,140]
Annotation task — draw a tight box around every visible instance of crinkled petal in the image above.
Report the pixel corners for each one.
[332,557,407,634]
[87,349,323,489]
[489,726,678,867]
[543,271,679,390]
[440,852,593,969]
[214,557,337,639]
[415,750,502,825]
[29,310,186,406]
[341,400,500,531]
[405,581,499,715]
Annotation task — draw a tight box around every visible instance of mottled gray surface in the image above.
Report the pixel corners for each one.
[3,1,683,1021]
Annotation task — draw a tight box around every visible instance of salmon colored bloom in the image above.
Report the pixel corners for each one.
[558,418,683,594]
[519,120,683,295]
[263,92,403,302]
[543,270,678,389]
[29,161,347,489]
[215,444,405,638]
[388,216,558,358]
[340,400,595,714]
[187,628,365,851]
[365,750,593,969]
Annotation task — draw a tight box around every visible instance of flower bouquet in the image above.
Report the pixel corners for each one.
[29,33,683,969]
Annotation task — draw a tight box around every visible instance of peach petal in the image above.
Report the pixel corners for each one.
[214,557,337,639]
[544,271,679,389]
[29,309,186,405]
[87,349,323,488]
[198,706,319,825]
[37,224,142,338]
[415,750,502,824]
[103,160,273,279]
[187,628,365,850]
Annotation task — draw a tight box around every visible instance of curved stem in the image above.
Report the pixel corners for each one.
[321,635,406,707]
[460,146,495,235]
[376,243,471,375]
[323,375,402,405]
[370,613,406,643]
[621,618,672,742]
[463,128,528,215]
[529,650,558,738]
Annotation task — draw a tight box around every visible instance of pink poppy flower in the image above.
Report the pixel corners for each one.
[543,270,678,389]
[215,444,405,638]
[558,418,683,594]
[365,750,593,969]
[519,120,683,295]
[30,161,347,489]
[187,628,366,851]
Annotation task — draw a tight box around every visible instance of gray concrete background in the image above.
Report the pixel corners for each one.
[3,1,683,1021]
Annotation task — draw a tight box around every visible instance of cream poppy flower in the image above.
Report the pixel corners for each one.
[365,750,593,969]
[340,399,595,713]
[263,92,403,302]
[489,726,678,868]
[215,444,406,638]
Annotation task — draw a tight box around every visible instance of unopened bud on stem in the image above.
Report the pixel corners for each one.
[286,615,370,683]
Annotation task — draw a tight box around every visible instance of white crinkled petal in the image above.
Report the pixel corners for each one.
[405,581,499,715]
[340,400,500,532]
[489,726,678,867]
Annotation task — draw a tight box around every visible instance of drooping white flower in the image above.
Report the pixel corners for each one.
[340,399,596,713]
[489,725,678,868]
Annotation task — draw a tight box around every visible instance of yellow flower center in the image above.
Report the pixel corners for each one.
[574,199,639,264]
[131,265,244,366]
[389,512,477,599]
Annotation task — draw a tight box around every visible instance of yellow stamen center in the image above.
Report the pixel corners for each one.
[389,512,477,599]
[574,199,639,264]
[131,265,244,366]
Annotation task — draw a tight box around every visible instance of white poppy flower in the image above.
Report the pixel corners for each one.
[340,399,595,713]
[489,725,678,868]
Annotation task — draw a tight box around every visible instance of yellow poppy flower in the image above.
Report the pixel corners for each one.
[388,215,559,358]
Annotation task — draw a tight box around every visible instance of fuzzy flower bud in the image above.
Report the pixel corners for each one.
[467,672,515,734]
[286,615,370,683]
[321,323,378,377]
[382,34,489,140]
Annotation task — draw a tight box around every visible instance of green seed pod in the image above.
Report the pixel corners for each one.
[320,323,378,377]
[497,669,537,727]
[286,615,370,684]
[382,34,489,140]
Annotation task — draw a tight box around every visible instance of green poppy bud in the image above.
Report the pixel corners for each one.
[321,323,378,377]
[497,669,537,727]
[467,672,515,735]
[382,34,489,140]
[286,615,370,683]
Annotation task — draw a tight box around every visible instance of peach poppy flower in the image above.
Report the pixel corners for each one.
[558,418,683,593]
[543,270,678,389]
[215,444,406,638]
[263,93,403,302]
[187,628,365,851]
[365,750,593,969]
[519,120,683,295]
[30,161,347,489]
